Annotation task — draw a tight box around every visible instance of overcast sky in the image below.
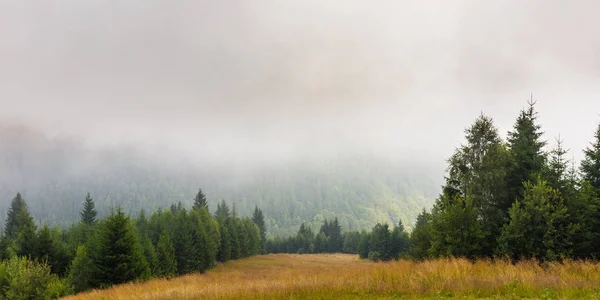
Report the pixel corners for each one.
[1,0,599,165]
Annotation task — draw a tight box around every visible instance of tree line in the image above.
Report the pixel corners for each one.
[0,189,267,299]
[269,99,600,263]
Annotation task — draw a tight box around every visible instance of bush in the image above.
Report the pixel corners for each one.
[0,256,72,299]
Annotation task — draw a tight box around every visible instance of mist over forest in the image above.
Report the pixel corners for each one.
[1,0,600,237]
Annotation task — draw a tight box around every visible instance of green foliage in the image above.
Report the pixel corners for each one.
[507,100,547,209]
[342,231,361,254]
[67,245,94,293]
[581,123,600,193]
[0,256,70,300]
[192,188,208,211]
[497,178,576,261]
[409,210,432,260]
[93,208,150,287]
[155,231,177,277]
[429,195,486,259]
[252,206,266,253]
[369,223,392,261]
[390,220,410,259]
[80,193,97,225]
[357,231,370,259]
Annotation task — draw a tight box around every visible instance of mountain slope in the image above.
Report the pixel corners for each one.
[0,124,441,236]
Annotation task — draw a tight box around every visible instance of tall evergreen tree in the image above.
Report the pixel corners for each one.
[546,136,570,195]
[506,99,547,207]
[390,220,410,259]
[252,206,266,253]
[581,122,600,193]
[409,209,432,260]
[93,208,150,287]
[4,193,35,239]
[80,193,97,225]
[215,200,231,220]
[192,188,208,211]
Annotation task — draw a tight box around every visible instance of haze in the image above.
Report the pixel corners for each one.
[1,0,599,166]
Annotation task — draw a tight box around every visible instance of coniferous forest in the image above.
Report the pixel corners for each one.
[0,189,266,298]
[2,100,600,299]
[267,100,600,263]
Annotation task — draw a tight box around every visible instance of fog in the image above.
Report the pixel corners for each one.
[1,0,599,167]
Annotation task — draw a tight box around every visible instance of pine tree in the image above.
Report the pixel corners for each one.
[67,245,95,293]
[252,206,266,253]
[507,99,547,207]
[156,231,177,277]
[581,122,600,193]
[94,208,150,286]
[80,193,97,225]
[192,188,208,211]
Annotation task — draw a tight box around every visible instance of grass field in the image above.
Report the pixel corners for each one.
[63,254,600,299]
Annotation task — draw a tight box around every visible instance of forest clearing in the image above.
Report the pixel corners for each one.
[64,253,600,299]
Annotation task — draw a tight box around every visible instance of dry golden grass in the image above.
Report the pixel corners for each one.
[63,254,600,299]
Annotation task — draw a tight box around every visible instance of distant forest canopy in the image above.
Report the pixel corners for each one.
[0,124,442,237]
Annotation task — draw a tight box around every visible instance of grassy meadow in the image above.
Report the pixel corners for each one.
[63,254,600,299]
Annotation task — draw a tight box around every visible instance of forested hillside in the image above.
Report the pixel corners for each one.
[0,124,441,237]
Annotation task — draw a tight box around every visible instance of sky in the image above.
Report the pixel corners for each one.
[1,0,599,166]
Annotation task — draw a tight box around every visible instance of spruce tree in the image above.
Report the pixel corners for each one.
[80,193,97,225]
[156,231,177,277]
[390,220,410,259]
[409,210,432,260]
[192,188,208,211]
[581,122,600,193]
[4,193,35,239]
[94,208,150,286]
[506,99,547,207]
[252,206,266,253]
[215,200,231,220]
[546,136,569,194]
[368,223,392,261]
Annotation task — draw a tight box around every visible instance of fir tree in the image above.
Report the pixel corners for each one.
[4,193,35,239]
[507,99,547,207]
[252,206,266,253]
[215,200,231,220]
[80,193,97,225]
[546,136,570,194]
[192,188,208,211]
[409,210,432,260]
[94,208,150,287]
[581,122,600,193]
